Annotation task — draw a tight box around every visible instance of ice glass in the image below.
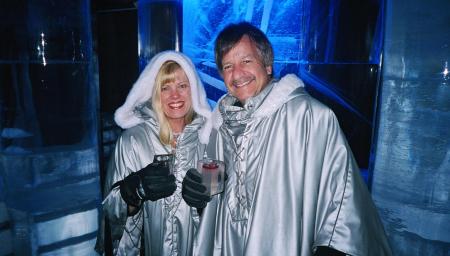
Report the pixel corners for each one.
[153,154,174,174]
[197,158,225,196]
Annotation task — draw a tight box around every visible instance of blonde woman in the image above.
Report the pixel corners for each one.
[96,51,212,256]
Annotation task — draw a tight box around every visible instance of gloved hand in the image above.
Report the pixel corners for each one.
[314,246,346,256]
[119,172,142,207]
[181,168,211,209]
[120,162,177,207]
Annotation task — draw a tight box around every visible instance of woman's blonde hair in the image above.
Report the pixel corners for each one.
[152,61,195,145]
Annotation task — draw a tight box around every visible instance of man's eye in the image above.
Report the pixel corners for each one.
[243,59,252,64]
[223,65,231,71]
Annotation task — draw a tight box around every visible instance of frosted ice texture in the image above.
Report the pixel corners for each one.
[183,0,304,102]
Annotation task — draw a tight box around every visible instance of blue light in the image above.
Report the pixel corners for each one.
[183,0,304,103]
[183,0,384,172]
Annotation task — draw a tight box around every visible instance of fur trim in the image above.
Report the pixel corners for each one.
[253,74,303,117]
[212,94,227,129]
[211,74,303,128]
[114,50,212,144]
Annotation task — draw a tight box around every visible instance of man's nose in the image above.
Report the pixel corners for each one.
[231,64,244,78]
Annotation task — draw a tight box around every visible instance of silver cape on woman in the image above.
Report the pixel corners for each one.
[95,50,212,256]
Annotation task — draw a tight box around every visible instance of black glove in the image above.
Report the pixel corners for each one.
[120,162,177,207]
[141,162,177,201]
[182,168,211,209]
[314,246,346,256]
[119,172,142,207]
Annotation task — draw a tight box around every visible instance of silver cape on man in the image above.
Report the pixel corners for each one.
[194,74,392,256]
[95,51,212,256]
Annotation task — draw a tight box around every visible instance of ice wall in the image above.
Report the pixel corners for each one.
[183,0,304,107]
[138,0,182,71]
[0,1,101,255]
[371,0,450,254]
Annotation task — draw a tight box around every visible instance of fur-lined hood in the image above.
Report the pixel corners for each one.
[114,50,213,144]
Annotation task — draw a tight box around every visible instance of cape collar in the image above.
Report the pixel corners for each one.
[212,74,304,128]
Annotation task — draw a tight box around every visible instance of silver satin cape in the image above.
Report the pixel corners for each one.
[101,110,205,255]
[95,50,212,256]
[194,74,392,256]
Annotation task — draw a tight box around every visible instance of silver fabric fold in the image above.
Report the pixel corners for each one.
[194,74,392,256]
[100,112,205,256]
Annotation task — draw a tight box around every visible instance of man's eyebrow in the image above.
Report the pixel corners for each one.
[223,54,254,63]
[241,54,254,59]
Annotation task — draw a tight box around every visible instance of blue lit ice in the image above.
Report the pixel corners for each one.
[183,0,304,103]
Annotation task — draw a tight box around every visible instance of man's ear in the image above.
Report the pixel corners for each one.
[266,66,272,75]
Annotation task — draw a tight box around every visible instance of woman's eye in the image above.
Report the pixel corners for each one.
[243,59,252,64]
[179,83,188,89]
[161,86,169,91]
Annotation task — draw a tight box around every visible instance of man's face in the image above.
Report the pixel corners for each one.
[220,35,272,103]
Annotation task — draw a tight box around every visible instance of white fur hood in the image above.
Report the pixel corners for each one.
[114,50,213,144]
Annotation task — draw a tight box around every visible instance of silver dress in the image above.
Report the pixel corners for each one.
[194,74,392,256]
[102,108,205,255]
[96,50,212,256]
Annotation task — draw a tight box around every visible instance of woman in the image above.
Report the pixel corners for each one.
[96,51,212,255]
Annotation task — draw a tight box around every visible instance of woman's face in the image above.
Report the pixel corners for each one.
[160,68,192,123]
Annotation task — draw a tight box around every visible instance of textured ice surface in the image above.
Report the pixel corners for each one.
[183,0,304,102]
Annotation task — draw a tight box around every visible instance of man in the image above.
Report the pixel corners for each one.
[182,22,392,256]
